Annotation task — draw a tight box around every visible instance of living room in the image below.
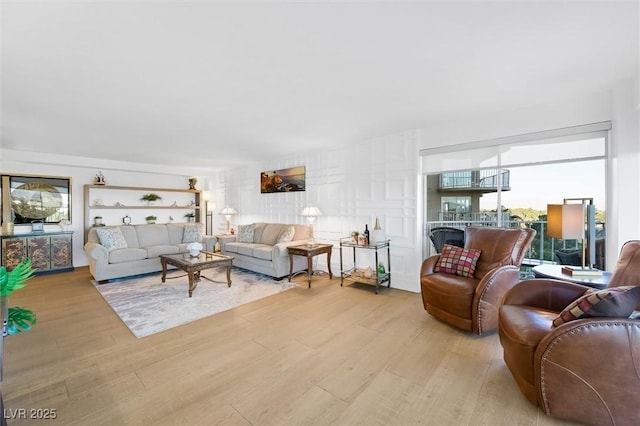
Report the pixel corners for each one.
[1,1,639,425]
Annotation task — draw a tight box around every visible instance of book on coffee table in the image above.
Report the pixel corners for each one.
[561,266,603,276]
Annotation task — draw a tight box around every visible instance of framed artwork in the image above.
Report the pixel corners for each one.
[260,166,306,193]
[1,174,72,225]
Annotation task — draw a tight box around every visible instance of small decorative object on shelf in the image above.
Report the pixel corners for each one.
[93,199,104,207]
[351,231,359,244]
[94,171,106,185]
[145,215,157,224]
[371,217,384,244]
[188,177,198,190]
[94,216,103,226]
[31,220,44,232]
[140,193,162,205]
[184,212,195,222]
[122,215,132,225]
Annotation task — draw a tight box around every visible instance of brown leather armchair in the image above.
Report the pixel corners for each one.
[420,226,536,335]
[498,240,640,426]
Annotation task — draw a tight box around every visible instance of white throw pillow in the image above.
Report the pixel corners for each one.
[277,225,295,243]
[96,227,128,251]
[237,223,255,243]
[182,224,202,243]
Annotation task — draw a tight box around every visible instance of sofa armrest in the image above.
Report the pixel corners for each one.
[420,255,440,277]
[217,235,236,251]
[535,318,640,424]
[84,242,108,263]
[503,279,590,312]
[202,235,216,252]
[273,241,308,257]
[472,265,522,334]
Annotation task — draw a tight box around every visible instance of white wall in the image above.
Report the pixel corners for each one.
[212,130,421,292]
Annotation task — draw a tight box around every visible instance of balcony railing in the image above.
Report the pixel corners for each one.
[424,219,603,268]
[439,169,510,191]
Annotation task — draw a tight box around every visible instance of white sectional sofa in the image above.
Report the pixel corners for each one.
[217,222,312,279]
[84,223,215,282]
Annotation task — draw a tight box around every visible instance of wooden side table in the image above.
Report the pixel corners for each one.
[287,243,333,288]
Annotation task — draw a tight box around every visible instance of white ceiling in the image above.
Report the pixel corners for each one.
[1,1,638,170]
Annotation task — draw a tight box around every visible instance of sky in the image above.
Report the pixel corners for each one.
[479,160,606,211]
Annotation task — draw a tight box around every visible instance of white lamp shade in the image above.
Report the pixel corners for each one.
[300,206,322,217]
[547,204,584,239]
[220,207,237,217]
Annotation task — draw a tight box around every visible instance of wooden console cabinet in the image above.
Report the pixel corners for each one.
[0,231,74,274]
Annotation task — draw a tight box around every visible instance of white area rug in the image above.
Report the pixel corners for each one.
[93,268,297,338]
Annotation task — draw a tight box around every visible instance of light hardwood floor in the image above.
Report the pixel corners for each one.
[1,267,579,426]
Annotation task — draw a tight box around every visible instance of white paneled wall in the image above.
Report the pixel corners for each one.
[213,129,422,292]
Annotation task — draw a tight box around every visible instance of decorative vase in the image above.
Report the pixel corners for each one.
[370,217,384,244]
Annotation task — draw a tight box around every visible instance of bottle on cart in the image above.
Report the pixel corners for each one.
[363,224,370,245]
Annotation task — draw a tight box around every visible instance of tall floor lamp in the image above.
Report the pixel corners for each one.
[547,198,599,274]
[205,201,215,235]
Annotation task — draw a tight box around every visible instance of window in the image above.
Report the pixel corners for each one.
[420,122,610,262]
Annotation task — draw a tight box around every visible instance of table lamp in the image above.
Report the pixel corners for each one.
[220,206,237,234]
[547,198,599,275]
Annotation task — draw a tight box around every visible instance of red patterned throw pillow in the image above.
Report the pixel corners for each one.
[553,286,640,327]
[434,244,481,278]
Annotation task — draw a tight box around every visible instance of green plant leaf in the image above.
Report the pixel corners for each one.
[0,259,35,296]
[7,306,36,334]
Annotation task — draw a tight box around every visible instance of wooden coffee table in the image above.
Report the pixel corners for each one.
[160,251,234,297]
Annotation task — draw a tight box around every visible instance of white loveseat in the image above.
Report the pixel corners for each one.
[84,223,215,282]
[217,222,312,279]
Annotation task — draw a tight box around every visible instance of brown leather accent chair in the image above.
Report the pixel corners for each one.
[420,226,536,335]
[498,240,640,426]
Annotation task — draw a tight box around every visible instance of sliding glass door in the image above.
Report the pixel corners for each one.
[420,123,609,267]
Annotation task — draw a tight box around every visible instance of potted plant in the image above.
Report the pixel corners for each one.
[0,259,36,379]
[145,215,157,224]
[184,212,195,222]
[94,216,103,226]
[140,193,162,205]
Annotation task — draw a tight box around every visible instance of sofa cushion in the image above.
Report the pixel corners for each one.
[252,245,274,261]
[182,224,202,243]
[434,244,481,278]
[146,245,180,259]
[237,244,257,257]
[252,223,268,244]
[259,224,285,245]
[136,224,171,247]
[237,223,255,243]
[224,242,241,254]
[120,225,141,248]
[553,286,640,327]
[277,225,295,243]
[96,227,128,251]
[108,248,148,264]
